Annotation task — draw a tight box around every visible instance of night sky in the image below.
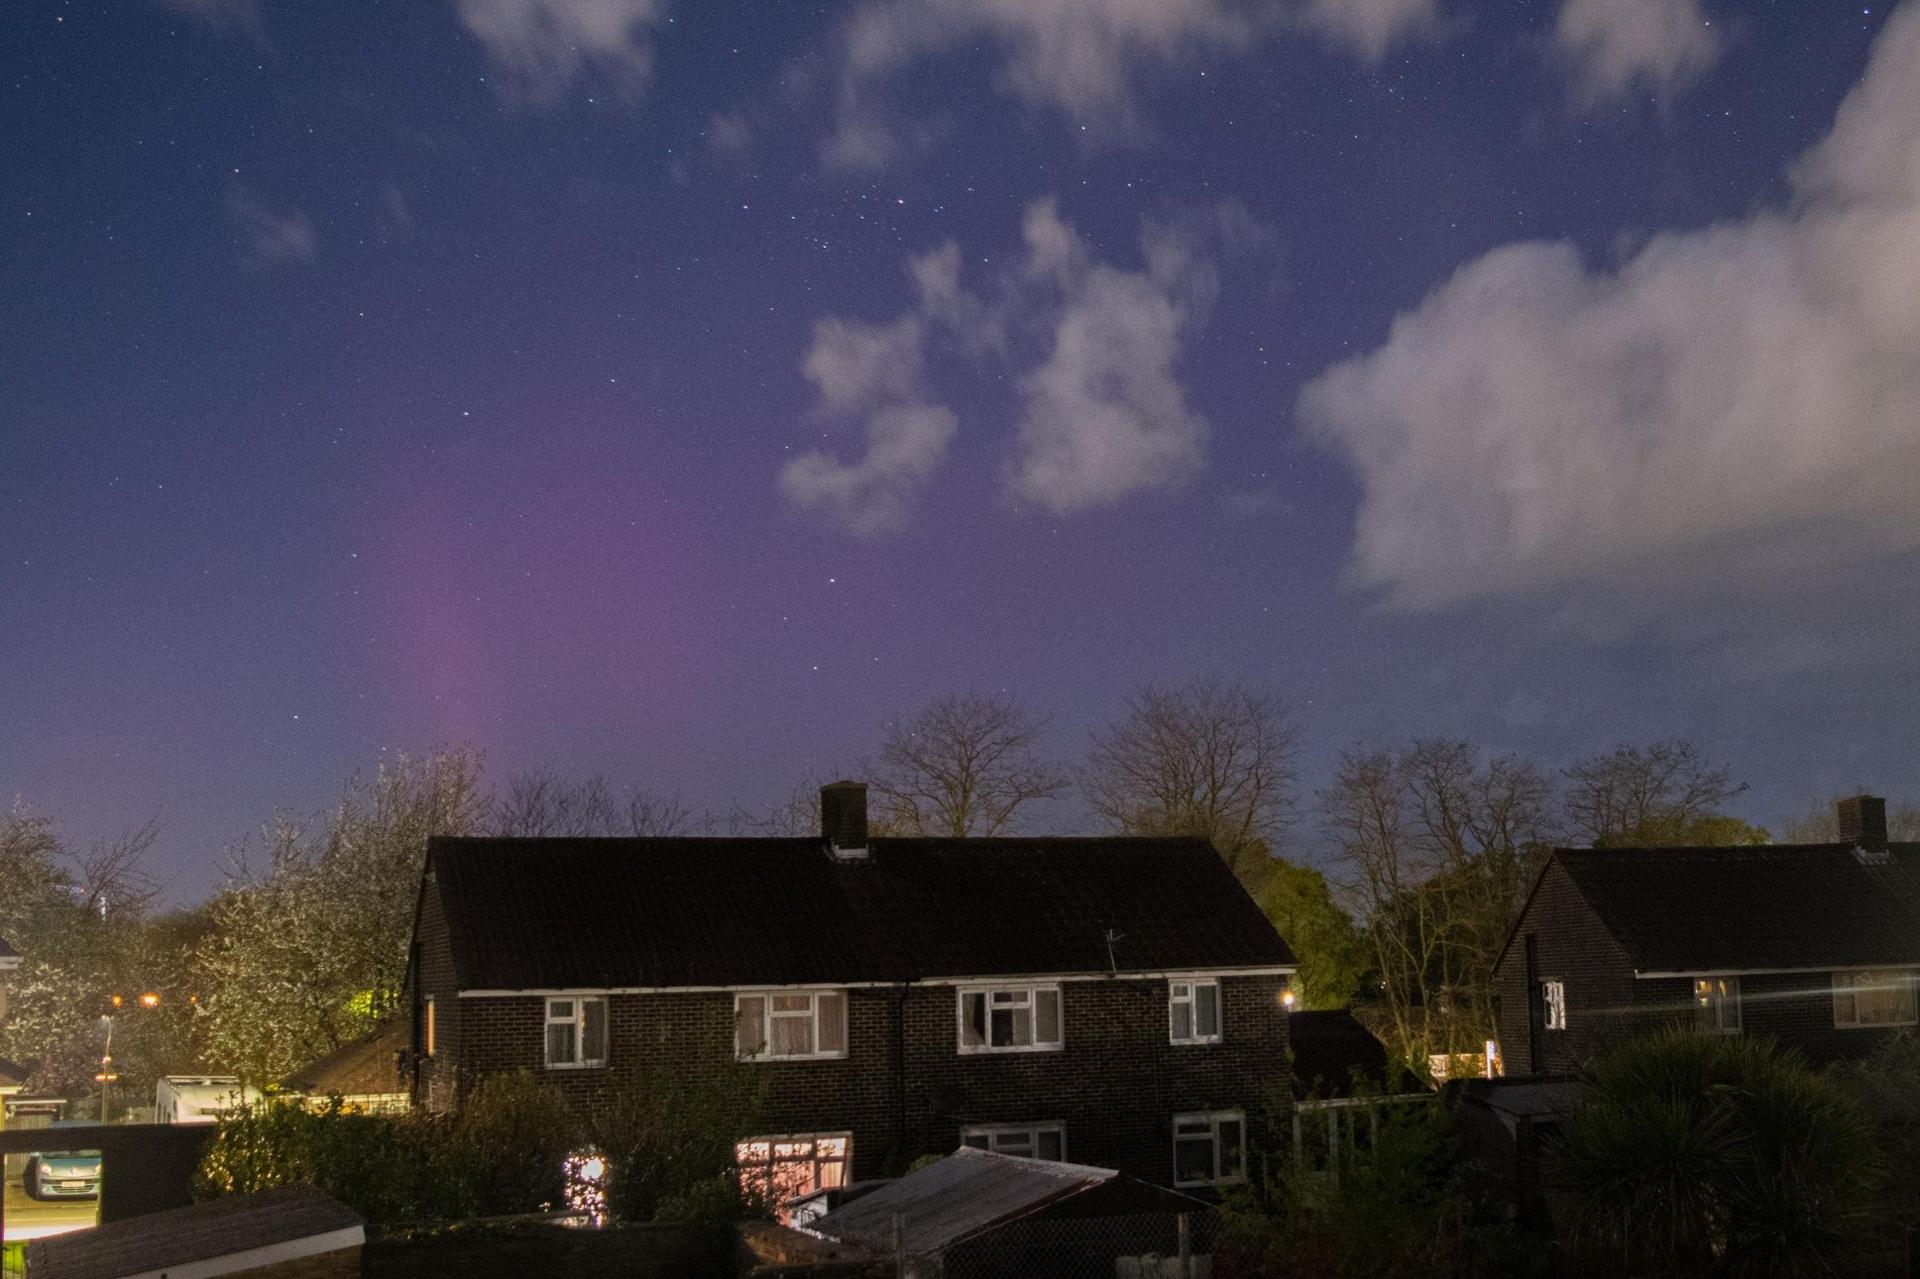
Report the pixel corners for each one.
[5,0,1918,900]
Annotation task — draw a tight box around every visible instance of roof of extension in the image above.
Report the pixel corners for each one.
[1550,843,1920,974]
[280,1020,409,1096]
[429,835,1294,990]
[814,1148,1115,1254]
[24,1184,363,1279]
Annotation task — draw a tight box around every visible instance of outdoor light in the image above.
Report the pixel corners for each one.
[1280,989,1297,1010]
[563,1150,609,1221]
[140,991,161,1008]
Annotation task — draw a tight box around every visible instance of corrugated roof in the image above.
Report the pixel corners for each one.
[813,1148,1114,1254]
[1555,843,1920,973]
[431,835,1295,990]
[23,1184,363,1279]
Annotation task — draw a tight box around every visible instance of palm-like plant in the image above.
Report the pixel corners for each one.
[1546,1029,1881,1277]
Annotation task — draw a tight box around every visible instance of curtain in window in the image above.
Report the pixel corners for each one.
[738,995,767,1057]
[817,992,846,1054]
[1035,988,1060,1043]
[583,997,608,1063]
[1196,983,1220,1038]
[771,994,816,1055]
[962,992,987,1047]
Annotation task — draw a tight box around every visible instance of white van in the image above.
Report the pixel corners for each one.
[154,1076,258,1124]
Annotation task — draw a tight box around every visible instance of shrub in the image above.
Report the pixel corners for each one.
[1547,1029,1882,1277]
[455,1071,583,1215]
[586,1058,766,1222]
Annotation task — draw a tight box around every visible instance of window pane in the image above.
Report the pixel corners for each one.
[772,1013,814,1056]
[773,994,812,1013]
[818,992,847,1053]
[1174,1135,1215,1184]
[995,1132,1035,1158]
[962,1132,990,1150]
[963,993,986,1047]
[1171,1000,1193,1041]
[582,998,607,1062]
[738,996,767,1057]
[1037,1129,1063,1161]
[1035,989,1060,1043]
[1171,983,1190,1001]
[1218,1118,1245,1180]
[1197,984,1220,1037]
[548,999,573,1020]
[547,1022,575,1066]
[1010,1003,1033,1046]
[991,1006,1015,1047]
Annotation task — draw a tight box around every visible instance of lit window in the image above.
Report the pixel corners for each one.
[422,995,436,1056]
[1170,980,1222,1044]
[961,1123,1066,1161]
[958,985,1063,1053]
[1693,977,1741,1034]
[545,996,608,1068]
[1542,980,1567,1031]
[1833,970,1918,1028]
[736,991,848,1060]
[735,1132,850,1208]
[1172,1111,1246,1188]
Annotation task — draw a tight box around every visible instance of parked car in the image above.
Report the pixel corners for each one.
[22,1149,101,1200]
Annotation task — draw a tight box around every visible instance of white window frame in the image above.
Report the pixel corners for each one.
[1172,1110,1247,1188]
[957,984,1064,1054]
[1692,976,1741,1034]
[1169,979,1223,1045]
[735,990,849,1061]
[1832,969,1919,1029]
[961,1122,1067,1161]
[544,995,608,1069]
[736,1132,851,1205]
[422,995,436,1056]
[1542,979,1567,1031]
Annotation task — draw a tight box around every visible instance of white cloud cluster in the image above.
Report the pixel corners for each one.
[781,199,1246,531]
[824,0,1439,167]
[1554,0,1722,104]
[453,0,665,105]
[228,186,316,268]
[1298,4,1920,613]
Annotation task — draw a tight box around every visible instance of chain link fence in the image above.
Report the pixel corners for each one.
[933,1210,1218,1279]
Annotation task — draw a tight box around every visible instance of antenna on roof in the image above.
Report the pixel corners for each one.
[1105,929,1124,975]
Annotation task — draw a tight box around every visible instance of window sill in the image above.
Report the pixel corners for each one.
[740,1052,850,1063]
[1170,1036,1223,1047]
[957,1043,1065,1056]
[544,1061,608,1071]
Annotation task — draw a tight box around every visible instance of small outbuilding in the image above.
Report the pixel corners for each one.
[811,1147,1212,1278]
[279,1021,411,1115]
[23,1184,364,1279]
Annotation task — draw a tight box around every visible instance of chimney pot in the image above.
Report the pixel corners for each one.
[1837,795,1888,849]
[821,781,869,859]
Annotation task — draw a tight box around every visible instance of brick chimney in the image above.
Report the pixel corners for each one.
[1837,795,1888,848]
[821,781,869,860]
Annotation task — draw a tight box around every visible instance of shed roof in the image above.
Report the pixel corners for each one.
[280,1020,409,1096]
[23,1184,363,1279]
[1552,843,1920,974]
[812,1148,1117,1254]
[430,835,1294,990]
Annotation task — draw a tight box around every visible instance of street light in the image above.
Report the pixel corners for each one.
[98,992,161,1122]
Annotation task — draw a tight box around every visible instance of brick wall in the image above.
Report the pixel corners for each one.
[1642,970,1912,1063]
[450,975,1290,1186]
[411,874,462,1113]
[1495,861,1649,1075]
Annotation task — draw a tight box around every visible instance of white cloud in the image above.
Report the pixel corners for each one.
[1008,201,1216,512]
[1555,0,1722,104]
[823,0,1438,167]
[453,0,664,105]
[801,316,925,413]
[228,186,316,268]
[779,404,959,535]
[1298,4,1920,613]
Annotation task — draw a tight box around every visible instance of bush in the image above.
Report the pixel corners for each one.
[1547,1030,1882,1277]
[456,1071,583,1215]
[586,1059,766,1222]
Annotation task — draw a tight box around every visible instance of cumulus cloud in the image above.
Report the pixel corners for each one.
[1298,4,1920,613]
[1008,201,1217,512]
[822,0,1436,167]
[453,0,664,105]
[802,316,926,413]
[779,403,959,534]
[1555,0,1722,103]
[228,186,316,268]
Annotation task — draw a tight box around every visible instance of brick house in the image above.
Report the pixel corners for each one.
[1495,796,1920,1075]
[0,934,17,1023]
[407,782,1296,1196]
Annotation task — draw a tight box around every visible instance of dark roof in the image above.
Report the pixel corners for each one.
[430,836,1294,989]
[815,1148,1115,1254]
[0,1059,28,1089]
[1289,1010,1391,1097]
[24,1184,362,1279]
[1551,843,1920,973]
[281,1021,409,1095]
[0,934,17,959]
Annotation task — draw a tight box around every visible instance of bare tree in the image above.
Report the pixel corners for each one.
[870,694,1068,837]
[75,820,163,919]
[1084,678,1297,879]
[492,770,699,837]
[1562,740,1746,847]
[1785,794,1920,843]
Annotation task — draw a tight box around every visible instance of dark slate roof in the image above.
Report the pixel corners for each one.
[1289,1010,1391,1097]
[280,1020,409,1096]
[1553,843,1920,973]
[430,835,1294,990]
[24,1184,363,1279]
[814,1148,1113,1254]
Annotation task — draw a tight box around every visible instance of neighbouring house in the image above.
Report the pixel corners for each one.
[408,781,1296,1198]
[1495,795,1920,1074]
[23,1184,364,1279]
[279,1021,411,1115]
[810,1146,1213,1279]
